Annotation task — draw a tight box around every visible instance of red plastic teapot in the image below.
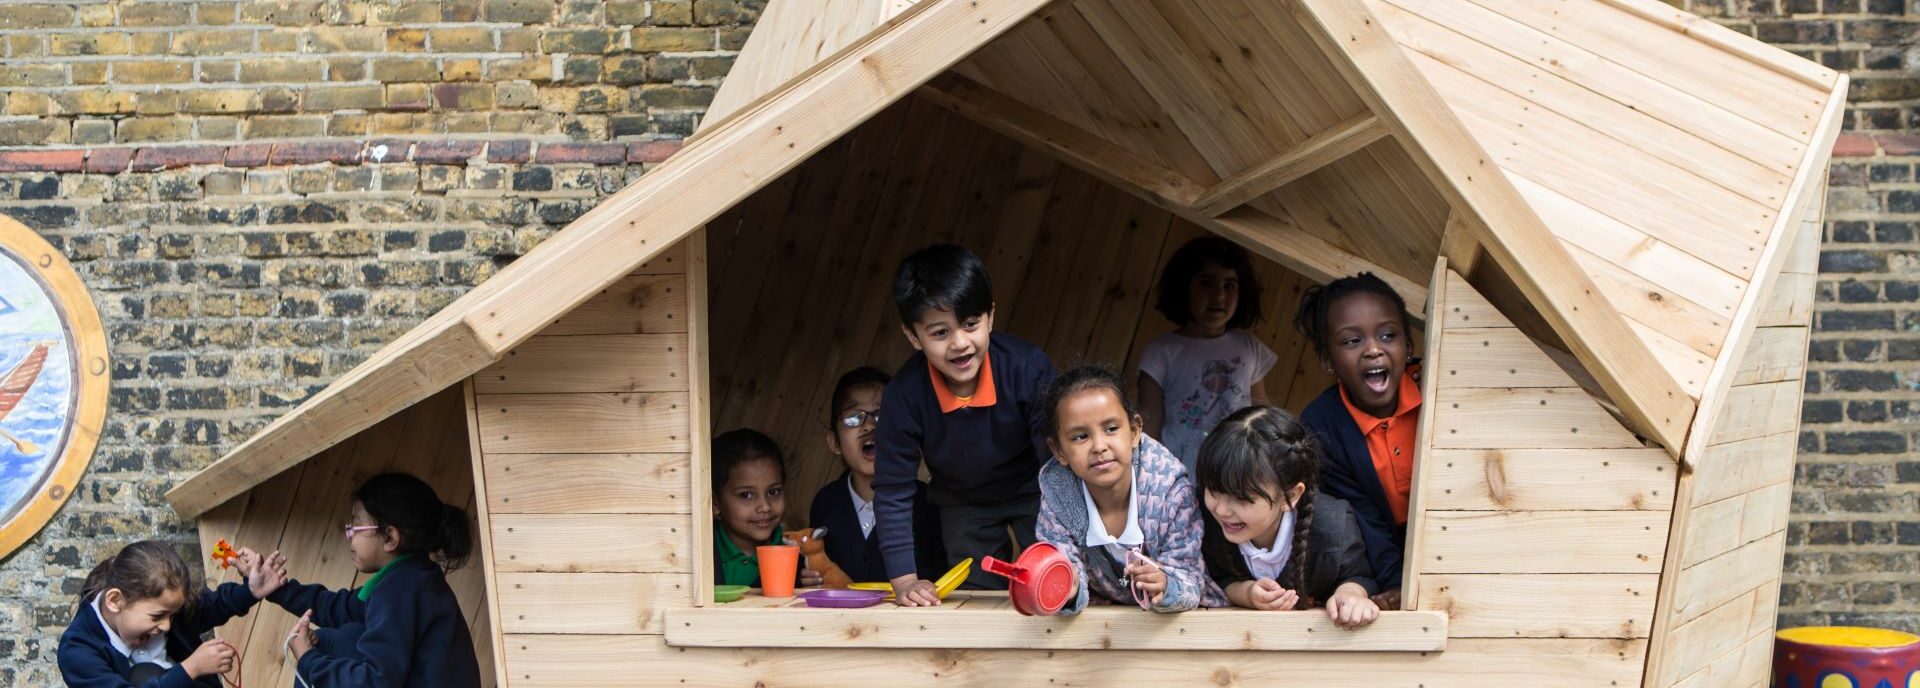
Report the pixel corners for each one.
[981,542,1078,616]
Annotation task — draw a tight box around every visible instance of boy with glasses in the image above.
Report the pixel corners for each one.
[810,367,946,584]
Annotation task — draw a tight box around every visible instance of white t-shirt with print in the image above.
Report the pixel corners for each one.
[1138,330,1278,473]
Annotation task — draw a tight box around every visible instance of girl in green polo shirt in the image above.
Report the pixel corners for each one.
[712,428,822,587]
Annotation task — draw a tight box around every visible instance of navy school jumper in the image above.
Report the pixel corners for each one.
[872,331,1057,579]
[267,555,481,688]
[57,582,259,688]
[1300,384,1406,590]
[810,471,948,583]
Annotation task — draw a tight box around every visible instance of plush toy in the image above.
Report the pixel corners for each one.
[210,538,239,570]
[789,527,853,589]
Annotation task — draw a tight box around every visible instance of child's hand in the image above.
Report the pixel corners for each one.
[890,574,940,607]
[798,567,824,588]
[286,610,316,660]
[1248,578,1298,611]
[1327,585,1380,629]
[239,549,289,600]
[182,638,236,678]
[1123,557,1167,606]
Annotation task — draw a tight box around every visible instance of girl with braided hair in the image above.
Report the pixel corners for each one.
[1196,405,1381,628]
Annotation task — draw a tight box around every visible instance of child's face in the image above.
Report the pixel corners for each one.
[715,456,786,545]
[1047,388,1142,493]
[100,586,186,649]
[1203,482,1306,549]
[1323,291,1410,417]
[345,500,399,574]
[902,306,993,389]
[826,384,883,479]
[1186,261,1241,333]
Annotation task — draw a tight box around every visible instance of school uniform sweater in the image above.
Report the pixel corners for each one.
[267,555,481,688]
[1198,492,1380,606]
[1033,435,1208,615]
[1301,383,1409,590]
[57,582,259,688]
[809,472,948,583]
[873,332,1056,579]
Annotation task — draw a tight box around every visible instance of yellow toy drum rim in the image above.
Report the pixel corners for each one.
[1777,626,1920,649]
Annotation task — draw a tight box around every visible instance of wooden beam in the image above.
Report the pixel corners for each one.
[664,606,1449,652]
[463,380,511,688]
[1292,0,1696,457]
[1191,113,1389,217]
[918,73,1428,319]
[917,74,1207,208]
[1439,212,1482,278]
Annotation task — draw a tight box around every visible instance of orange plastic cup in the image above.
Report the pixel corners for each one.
[756,544,800,597]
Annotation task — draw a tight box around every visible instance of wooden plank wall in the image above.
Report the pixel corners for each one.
[195,384,494,688]
[467,241,696,649]
[1409,270,1672,666]
[1646,185,1823,688]
[703,97,1340,528]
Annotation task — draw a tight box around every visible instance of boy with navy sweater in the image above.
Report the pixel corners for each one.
[876,245,1057,604]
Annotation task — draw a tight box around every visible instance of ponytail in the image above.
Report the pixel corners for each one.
[354,473,474,571]
[80,541,197,616]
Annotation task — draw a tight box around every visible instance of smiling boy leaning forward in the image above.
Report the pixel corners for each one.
[874,245,1057,605]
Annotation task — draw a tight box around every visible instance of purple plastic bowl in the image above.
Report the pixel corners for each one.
[797,589,888,608]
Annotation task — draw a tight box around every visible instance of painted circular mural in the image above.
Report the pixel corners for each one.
[0,213,107,559]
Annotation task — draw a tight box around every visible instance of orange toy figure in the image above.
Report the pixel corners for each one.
[789,527,853,589]
[210,538,239,570]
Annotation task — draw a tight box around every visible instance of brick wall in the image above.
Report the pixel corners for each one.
[0,0,1914,682]
[1674,0,1920,633]
[0,1,757,683]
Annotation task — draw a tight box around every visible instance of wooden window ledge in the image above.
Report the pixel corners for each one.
[664,591,1448,652]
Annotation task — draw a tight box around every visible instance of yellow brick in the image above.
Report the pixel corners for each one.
[199,60,239,82]
[385,28,426,51]
[443,58,481,81]
[0,4,75,29]
[71,62,107,85]
[181,89,259,114]
[428,27,492,52]
[370,58,437,82]
[302,84,384,111]
[328,57,368,81]
[117,117,192,142]
[385,83,430,109]
[120,2,192,26]
[444,112,487,133]
[172,30,255,54]
[52,89,136,115]
[327,112,368,135]
[7,35,46,58]
[130,32,170,54]
[200,116,240,138]
[198,2,238,24]
[370,112,434,135]
[77,4,117,27]
[243,114,325,138]
[133,90,181,115]
[114,61,192,85]
[485,56,550,81]
[260,29,300,52]
[305,26,381,52]
[3,92,52,116]
[239,58,326,83]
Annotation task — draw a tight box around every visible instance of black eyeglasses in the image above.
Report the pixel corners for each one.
[837,409,879,429]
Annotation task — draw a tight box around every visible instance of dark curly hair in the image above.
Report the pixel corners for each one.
[1292,272,1410,360]
[1154,236,1262,329]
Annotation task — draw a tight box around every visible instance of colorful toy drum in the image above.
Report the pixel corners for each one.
[1774,626,1920,688]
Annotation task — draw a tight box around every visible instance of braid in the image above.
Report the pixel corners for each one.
[1287,486,1316,605]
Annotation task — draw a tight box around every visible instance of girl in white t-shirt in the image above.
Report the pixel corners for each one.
[1137,237,1277,473]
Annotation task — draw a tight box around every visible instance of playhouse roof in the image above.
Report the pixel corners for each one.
[167,0,1844,518]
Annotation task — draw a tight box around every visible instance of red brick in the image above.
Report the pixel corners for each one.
[363,139,412,163]
[84,147,134,173]
[415,140,485,164]
[0,150,85,172]
[535,142,626,164]
[1874,133,1920,157]
[626,139,683,164]
[270,141,363,165]
[487,140,530,163]
[130,146,226,171]
[1833,133,1879,157]
[225,143,272,167]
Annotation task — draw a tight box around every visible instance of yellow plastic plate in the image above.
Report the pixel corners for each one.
[847,558,973,601]
[934,558,973,599]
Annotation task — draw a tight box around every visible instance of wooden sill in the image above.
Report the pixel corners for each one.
[665,591,1448,652]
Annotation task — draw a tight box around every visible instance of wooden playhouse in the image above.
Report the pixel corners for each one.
[165,0,1845,685]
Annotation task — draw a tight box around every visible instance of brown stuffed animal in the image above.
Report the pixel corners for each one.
[790,527,853,589]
